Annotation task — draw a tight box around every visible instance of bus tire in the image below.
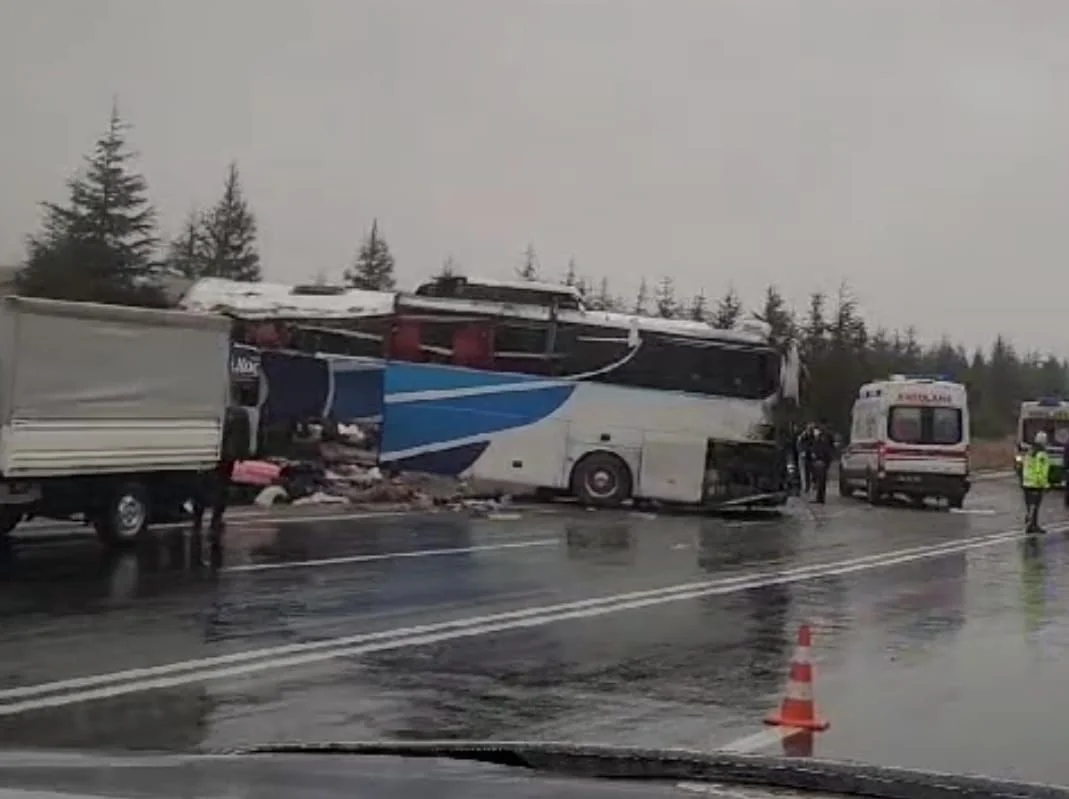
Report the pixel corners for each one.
[571,452,633,508]
[94,481,151,548]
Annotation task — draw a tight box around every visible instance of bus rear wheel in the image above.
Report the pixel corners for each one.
[571,452,632,508]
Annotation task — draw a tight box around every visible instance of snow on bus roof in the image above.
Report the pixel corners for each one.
[176,276,772,345]
[178,277,395,319]
[588,308,771,344]
[423,275,586,300]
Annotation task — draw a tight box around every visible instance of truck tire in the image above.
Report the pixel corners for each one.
[838,469,852,498]
[947,493,964,510]
[571,452,632,508]
[95,481,150,547]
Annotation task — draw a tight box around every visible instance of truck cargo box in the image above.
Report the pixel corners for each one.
[0,295,232,477]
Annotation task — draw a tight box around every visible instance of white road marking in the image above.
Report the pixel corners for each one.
[0,523,1059,716]
[718,727,796,753]
[677,781,763,797]
[223,538,557,573]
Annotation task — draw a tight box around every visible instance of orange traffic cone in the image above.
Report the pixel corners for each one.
[764,623,829,731]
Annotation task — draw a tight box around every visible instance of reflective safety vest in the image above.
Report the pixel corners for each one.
[1022,450,1051,489]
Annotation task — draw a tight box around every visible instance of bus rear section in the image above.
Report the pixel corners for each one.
[1015,399,1069,487]
[375,312,793,510]
[842,377,969,508]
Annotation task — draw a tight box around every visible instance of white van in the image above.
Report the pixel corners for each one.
[1014,399,1069,487]
[838,375,970,508]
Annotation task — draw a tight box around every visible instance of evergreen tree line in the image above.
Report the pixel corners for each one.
[15,106,397,304]
[13,107,1064,438]
[506,247,1067,440]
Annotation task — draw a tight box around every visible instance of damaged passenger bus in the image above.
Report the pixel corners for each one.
[179,275,800,509]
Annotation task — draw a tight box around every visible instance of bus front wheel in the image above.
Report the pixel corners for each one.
[571,452,633,508]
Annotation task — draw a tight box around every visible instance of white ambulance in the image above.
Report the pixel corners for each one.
[838,375,970,508]
[1014,399,1069,487]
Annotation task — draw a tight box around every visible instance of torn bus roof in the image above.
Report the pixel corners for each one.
[178,277,395,320]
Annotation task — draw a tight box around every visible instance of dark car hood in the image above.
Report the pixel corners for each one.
[0,741,1064,799]
[1,749,705,799]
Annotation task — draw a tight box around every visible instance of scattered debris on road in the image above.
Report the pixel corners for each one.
[233,426,519,517]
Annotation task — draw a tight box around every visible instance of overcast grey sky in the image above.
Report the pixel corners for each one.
[2,0,1068,351]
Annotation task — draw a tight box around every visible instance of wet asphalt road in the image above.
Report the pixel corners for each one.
[0,475,1066,786]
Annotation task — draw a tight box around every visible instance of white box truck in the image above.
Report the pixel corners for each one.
[0,295,242,546]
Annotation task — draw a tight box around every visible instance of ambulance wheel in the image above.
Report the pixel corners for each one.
[571,452,632,508]
[866,475,885,506]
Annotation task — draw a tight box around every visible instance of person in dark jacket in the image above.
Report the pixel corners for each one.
[191,405,252,566]
[810,423,837,504]
[783,425,801,495]
[797,423,816,494]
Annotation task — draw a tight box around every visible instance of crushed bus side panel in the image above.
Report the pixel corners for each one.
[702,440,789,508]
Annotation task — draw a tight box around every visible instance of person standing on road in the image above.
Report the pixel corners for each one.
[1021,430,1050,534]
[1062,439,1069,509]
[797,423,815,494]
[191,404,251,565]
[810,423,837,505]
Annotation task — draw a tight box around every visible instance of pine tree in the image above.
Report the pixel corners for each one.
[689,291,708,322]
[435,255,460,279]
[199,162,261,281]
[562,257,577,287]
[654,276,677,318]
[590,277,613,311]
[802,291,827,351]
[633,277,649,315]
[166,210,206,280]
[754,285,795,346]
[712,286,743,329]
[517,244,539,281]
[18,104,162,304]
[344,219,396,290]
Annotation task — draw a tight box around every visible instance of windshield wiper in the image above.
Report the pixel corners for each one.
[233,740,1069,799]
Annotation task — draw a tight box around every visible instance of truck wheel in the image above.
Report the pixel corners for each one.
[571,452,632,508]
[948,494,964,510]
[838,470,852,498]
[0,507,22,538]
[95,482,150,547]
